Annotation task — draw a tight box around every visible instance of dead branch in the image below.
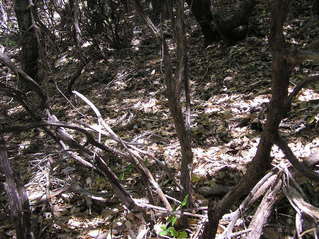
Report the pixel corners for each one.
[201,2,292,237]
[0,52,144,213]
[0,49,47,106]
[246,177,283,239]
[46,113,143,211]
[220,161,319,239]
[0,135,35,239]
[275,136,319,181]
[222,171,279,238]
[287,75,319,107]
[73,91,172,211]
[1,116,162,212]
[283,164,319,238]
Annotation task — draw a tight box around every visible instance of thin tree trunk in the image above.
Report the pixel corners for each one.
[70,0,82,46]
[0,135,35,239]
[200,0,290,238]
[161,0,193,206]
[175,0,193,206]
[133,0,193,207]
[14,0,41,88]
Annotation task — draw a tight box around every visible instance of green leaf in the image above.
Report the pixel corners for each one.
[160,225,167,230]
[119,172,125,180]
[168,227,178,237]
[159,230,169,236]
[159,225,168,236]
[168,216,177,226]
[181,194,189,207]
[307,115,316,125]
[177,231,188,238]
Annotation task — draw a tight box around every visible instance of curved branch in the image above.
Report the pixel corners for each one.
[2,119,143,211]
[2,117,172,210]
[1,120,116,154]
[287,75,319,107]
[275,136,319,182]
[0,49,47,106]
[0,82,43,121]
[73,91,173,211]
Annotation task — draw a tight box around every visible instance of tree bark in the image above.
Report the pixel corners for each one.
[70,0,82,46]
[246,179,282,239]
[200,0,290,238]
[14,0,41,88]
[175,0,193,207]
[0,135,35,239]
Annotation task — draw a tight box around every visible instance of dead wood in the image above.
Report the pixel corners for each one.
[275,136,319,181]
[222,171,278,238]
[0,49,147,213]
[0,135,35,239]
[246,177,283,239]
[220,161,319,239]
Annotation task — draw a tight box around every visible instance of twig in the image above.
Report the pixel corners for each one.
[73,91,173,211]
[54,82,86,118]
[222,170,278,238]
[135,202,206,218]
[287,75,319,107]
[275,136,319,181]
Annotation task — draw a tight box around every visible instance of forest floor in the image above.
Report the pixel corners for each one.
[2,1,319,239]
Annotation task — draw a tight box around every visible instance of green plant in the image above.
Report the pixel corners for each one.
[159,225,188,238]
[159,195,189,238]
[119,164,134,180]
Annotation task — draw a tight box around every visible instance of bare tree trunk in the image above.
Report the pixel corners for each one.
[14,0,41,89]
[133,0,193,208]
[0,135,36,239]
[162,0,193,203]
[200,0,290,238]
[175,0,193,207]
[70,0,82,46]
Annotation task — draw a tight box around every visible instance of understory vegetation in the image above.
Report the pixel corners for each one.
[1,0,319,238]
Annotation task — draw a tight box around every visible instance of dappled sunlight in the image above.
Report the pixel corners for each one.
[2,0,319,238]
